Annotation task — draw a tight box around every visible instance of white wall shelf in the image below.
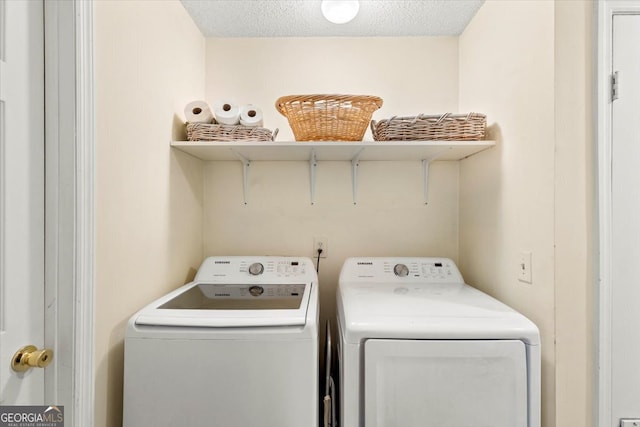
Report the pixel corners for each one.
[171,140,495,204]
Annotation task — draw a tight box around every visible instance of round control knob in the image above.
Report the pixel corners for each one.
[248,262,264,276]
[394,263,410,277]
[249,285,264,297]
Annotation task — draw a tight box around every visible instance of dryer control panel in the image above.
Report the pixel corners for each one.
[340,257,464,284]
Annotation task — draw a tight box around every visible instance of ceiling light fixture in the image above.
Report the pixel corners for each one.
[321,0,360,24]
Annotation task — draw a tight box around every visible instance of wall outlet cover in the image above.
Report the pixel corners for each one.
[313,236,328,258]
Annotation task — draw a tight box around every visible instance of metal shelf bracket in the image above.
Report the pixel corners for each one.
[234,152,251,205]
[421,148,451,204]
[422,159,431,204]
[310,149,317,205]
[351,149,364,205]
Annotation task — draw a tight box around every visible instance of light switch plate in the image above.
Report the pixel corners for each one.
[518,251,532,284]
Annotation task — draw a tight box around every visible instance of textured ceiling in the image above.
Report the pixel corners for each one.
[180,0,485,38]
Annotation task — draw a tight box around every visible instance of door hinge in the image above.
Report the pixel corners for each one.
[612,71,620,101]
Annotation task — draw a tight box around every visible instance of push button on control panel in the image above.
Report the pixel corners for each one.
[276,261,306,277]
[421,262,453,280]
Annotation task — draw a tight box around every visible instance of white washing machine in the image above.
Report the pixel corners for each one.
[123,256,319,427]
[337,257,540,427]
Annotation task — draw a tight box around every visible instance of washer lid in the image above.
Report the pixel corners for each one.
[135,281,313,327]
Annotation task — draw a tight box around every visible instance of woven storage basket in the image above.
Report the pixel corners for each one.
[186,123,278,142]
[371,112,486,141]
[276,94,383,141]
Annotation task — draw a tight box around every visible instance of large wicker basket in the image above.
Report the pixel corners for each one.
[186,123,278,142]
[276,94,383,141]
[371,113,486,141]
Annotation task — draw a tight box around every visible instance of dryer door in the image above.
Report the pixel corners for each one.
[364,339,528,427]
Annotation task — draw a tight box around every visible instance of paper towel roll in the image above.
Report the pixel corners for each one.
[214,100,240,125]
[239,105,264,127]
[184,100,214,124]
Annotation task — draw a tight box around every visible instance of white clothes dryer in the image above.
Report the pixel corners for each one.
[337,257,540,427]
[123,256,319,427]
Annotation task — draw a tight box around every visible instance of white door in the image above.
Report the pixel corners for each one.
[0,0,46,404]
[611,13,640,427]
[364,339,528,427]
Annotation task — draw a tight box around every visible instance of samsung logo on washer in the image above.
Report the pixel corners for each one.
[357,262,373,265]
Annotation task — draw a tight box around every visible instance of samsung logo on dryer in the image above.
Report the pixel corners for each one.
[357,262,373,265]
[214,261,231,264]
[214,293,231,297]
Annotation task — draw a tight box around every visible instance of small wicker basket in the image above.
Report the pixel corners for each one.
[371,113,486,141]
[186,123,278,142]
[276,94,383,141]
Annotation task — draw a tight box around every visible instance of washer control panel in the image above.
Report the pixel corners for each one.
[194,256,316,282]
[340,257,464,283]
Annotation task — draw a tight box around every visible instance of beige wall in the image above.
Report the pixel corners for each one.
[94,2,205,427]
[205,37,459,141]
[459,1,596,426]
[203,37,460,329]
[458,1,556,426]
[554,2,594,427]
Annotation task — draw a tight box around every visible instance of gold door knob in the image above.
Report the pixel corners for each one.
[11,345,54,372]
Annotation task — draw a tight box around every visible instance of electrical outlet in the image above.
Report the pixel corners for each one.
[518,251,532,284]
[313,237,328,258]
